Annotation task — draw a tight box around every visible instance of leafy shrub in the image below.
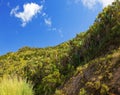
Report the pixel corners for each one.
[79,88,87,95]
[100,84,109,94]
[54,90,64,95]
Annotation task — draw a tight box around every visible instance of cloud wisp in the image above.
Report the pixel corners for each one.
[10,1,63,37]
[44,18,52,27]
[81,0,97,9]
[98,0,115,7]
[74,0,115,9]
[11,3,43,27]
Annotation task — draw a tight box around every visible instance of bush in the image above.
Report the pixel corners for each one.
[79,88,87,95]
[100,84,109,94]
[0,76,34,95]
[54,90,64,95]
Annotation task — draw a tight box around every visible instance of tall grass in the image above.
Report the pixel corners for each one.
[0,76,34,95]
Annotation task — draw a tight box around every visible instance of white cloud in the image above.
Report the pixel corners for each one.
[42,12,46,16]
[10,6,19,15]
[44,18,52,27]
[58,29,63,38]
[81,0,97,9]
[74,0,81,3]
[77,0,115,9]
[48,27,63,37]
[11,3,43,27]
[98,0,115,7]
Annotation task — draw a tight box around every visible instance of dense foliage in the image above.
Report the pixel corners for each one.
[0,0,120,95]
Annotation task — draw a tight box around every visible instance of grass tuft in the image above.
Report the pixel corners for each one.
[0,76,34,95]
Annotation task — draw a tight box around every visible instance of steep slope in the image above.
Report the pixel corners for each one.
[55,1,120,95]
[58,48,120,95]
[0,0,120,95]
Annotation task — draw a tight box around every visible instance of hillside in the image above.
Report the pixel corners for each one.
[0,0,120,95]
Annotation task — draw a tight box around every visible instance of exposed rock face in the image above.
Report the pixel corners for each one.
[62,49,120,95]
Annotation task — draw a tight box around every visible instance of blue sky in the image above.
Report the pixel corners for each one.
[0,0,114,55]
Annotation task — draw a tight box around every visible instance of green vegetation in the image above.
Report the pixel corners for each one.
[79,88,87,95]
[0,0,120,95]
[0,76,34,95]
